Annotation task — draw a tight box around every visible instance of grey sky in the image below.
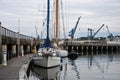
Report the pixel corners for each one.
[0,0,120,38]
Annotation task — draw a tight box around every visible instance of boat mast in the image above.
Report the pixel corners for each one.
[42,0,52,47]
[47,0,50,39]
[56,0,59,45]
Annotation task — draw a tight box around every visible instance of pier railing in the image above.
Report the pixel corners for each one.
[2,27,31,40]
[1,26,37,45]
[0,22,40,63]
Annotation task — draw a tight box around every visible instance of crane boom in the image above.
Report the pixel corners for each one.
[92,24,104,38]
[69,16,81,39]
[88,24,105,40]
[106,26,109,33]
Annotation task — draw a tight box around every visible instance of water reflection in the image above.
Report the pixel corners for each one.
[85,51,120,80]
[87,51,114,72]
[29,65,61,80]
[71,60,80,79]
[28,51,120,80]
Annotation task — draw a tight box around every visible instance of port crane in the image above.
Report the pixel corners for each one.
[88,24,104,40]
[69,16,81,39]
[88,28,94,40]
[106,25,113,41]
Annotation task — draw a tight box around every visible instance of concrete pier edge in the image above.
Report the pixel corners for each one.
[0,54,33,80]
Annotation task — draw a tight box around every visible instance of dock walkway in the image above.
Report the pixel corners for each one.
[0,54,33,80]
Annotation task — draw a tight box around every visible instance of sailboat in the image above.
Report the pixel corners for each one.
[32,0,61,68]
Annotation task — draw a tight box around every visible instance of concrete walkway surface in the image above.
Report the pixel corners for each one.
[0,54,33,80]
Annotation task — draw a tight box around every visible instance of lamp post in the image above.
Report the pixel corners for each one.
[17,18,20,57]
[0,22,2,63]
[17,32,20,57]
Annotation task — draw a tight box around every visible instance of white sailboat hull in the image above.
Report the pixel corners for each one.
[30,65,61,80]
[56,49,68,57]
[33,56,61,68]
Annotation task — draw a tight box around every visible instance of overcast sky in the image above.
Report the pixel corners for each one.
[0,0,120,39]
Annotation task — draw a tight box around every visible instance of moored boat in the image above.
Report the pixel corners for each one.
[53,43,68,57]
[32,48,60,68]
[56,49,68,57]
[31,0,61,68]
[68,50,79,60]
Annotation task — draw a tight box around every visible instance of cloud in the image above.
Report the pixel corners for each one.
[0,0,120,38]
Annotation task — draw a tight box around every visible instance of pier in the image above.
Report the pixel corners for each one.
[0,22,40,64]
[0,54,33,80]
[64,40,120,53]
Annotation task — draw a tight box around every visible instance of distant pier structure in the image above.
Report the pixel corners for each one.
[0,22,41,64]
[64,40,120,53]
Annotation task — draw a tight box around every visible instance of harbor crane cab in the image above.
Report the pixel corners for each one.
[69,16,81,39]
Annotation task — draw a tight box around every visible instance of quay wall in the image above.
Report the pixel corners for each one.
[63,40,120,54]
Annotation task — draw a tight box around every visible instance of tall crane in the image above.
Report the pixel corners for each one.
[88,24,104,40]
[69,16,81,39]
[106,26,113,41]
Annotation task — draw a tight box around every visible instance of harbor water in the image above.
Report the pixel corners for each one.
[28,51,120,80]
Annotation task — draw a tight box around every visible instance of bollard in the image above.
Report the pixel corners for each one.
[2,51,7,66]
